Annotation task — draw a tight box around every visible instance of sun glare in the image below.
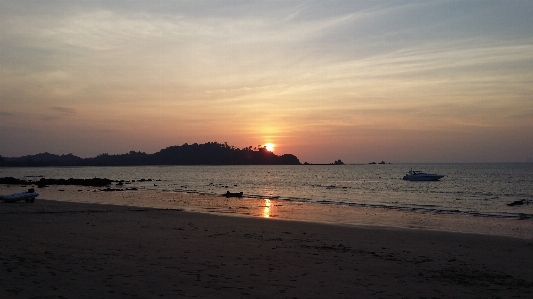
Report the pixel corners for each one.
[263,199,271,218]
[264,143,275,152]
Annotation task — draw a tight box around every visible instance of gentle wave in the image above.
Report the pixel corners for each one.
[2,164,533,220]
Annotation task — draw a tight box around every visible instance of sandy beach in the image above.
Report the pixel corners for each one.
[3,185,532,239]
[1,188,533,298]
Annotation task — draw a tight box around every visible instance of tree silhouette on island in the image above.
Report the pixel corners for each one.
[0,142,301,166]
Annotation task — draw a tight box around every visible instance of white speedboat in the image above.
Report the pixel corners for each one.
[402,170,444,181]
[1,188,39,203]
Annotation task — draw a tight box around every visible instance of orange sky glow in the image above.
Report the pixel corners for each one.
[1,1,532,163]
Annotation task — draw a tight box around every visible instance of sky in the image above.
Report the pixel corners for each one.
[1,0,532,163]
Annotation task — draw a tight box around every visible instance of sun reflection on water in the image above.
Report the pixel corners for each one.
[263,199,271,218]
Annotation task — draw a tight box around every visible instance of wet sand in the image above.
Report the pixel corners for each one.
[1,188,533,298]
[3,185,532,239]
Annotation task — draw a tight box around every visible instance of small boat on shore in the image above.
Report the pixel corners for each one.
[224,191,244,198]
[403,170,445,181]
[1,188,39,203]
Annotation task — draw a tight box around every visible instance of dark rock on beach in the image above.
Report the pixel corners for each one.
[507,199,528,207]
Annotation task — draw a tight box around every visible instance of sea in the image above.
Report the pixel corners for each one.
[1,163,532,220]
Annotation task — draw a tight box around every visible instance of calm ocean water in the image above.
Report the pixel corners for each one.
[2,164,532,219]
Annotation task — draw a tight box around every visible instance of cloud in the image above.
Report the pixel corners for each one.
[39,107,77,121]
[51,106,77,115]
[0,111,15,117]
[1,1,532,162]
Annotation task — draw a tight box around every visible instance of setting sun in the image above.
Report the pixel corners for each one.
[264,143,275,152]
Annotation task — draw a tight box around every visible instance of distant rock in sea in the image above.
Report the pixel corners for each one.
[369,161,391,165]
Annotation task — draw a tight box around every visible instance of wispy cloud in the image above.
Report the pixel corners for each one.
[40,107,77,121]
[0,111,15,117]
[1,1,532,162]
[51,106,77,115]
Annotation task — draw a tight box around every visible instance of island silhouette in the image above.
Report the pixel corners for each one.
[0,142,301,166]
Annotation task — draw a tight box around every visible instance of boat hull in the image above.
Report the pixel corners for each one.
[403,174,444,181]
[1,191,39,203]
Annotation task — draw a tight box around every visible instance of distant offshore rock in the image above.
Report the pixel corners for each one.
[369,161,391,164]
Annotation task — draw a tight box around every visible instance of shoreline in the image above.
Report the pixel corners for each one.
[1,197,533,298]
[2,185,533,239]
